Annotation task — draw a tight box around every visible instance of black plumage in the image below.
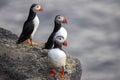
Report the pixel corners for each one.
[17,4,37,44]
[45,15,62,49]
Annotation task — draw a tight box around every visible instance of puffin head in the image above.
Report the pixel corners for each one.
[55,15,67,24]
[54,36,67,46]
[31,4,43,12]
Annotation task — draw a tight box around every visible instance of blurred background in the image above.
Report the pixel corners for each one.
[0,0,120,80]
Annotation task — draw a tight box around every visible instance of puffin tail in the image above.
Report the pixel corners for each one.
[16,38,23,44]
[16,35,29,44]
[16,40,21,44]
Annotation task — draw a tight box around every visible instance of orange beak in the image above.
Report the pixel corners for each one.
[63,18,67,24]
[39,6,44,11]
[63,40,67,46]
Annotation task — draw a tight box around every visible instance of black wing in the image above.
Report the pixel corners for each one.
[17,21,34,44]
[44,32,55,49]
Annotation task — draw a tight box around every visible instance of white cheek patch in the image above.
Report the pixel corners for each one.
[39,6,41,10]
[54,36,65,44]
[36,6,40,10]
[60,17,64,22]
[56,39,64,43]
[33,6,40,12]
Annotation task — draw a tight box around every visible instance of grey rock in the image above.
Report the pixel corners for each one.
[0,27,82,80]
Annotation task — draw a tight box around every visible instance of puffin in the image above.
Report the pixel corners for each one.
[45,15,68,49]
[16,4,43,45]
[48,36,67,78]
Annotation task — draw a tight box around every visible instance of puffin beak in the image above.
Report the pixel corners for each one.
[63,18,67,24]
[39,6,44,11]
[63,40,67,46]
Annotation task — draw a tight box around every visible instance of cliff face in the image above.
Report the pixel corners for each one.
[0,27,82,80]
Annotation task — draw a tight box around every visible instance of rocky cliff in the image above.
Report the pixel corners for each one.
[0,27,82,80]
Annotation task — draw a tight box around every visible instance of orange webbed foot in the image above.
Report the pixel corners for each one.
[49,68,56,77]
[60,73,65,78]
[27,39,39,46]
[60,67,65,78]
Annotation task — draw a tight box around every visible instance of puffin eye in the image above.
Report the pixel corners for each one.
[36,6,39,8]
[58,16,61,19]
[59,38,61,40]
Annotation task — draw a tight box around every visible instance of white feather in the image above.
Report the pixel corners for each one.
[54,27,67,40]
[48,48,66,67]
[31,15,39,38]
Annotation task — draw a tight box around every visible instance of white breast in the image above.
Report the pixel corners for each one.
[31,15,39,38]
[54,27,67,40]
[48,48,66,67]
